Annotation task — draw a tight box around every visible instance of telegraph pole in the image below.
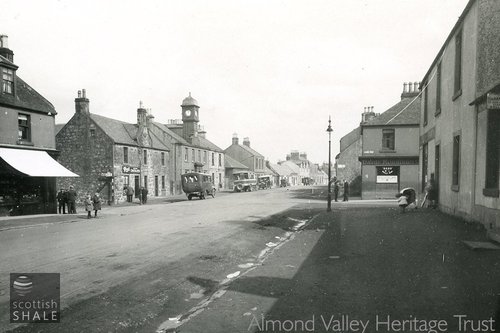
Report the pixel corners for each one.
[327,116,333,212]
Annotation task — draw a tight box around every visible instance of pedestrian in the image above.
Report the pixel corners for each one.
[56,189,66,214]
[333,178,339,202]
[67,186,77,214]
[62,189,68,214]
[126,185,134,203]
[397,193,409,213]
[141,186,148,204]
[84,193,93,219]
[342,180,349,202]
[92,192,101,218]
[425,174,437,209]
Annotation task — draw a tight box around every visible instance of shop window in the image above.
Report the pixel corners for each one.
[161,175,165,189]
[484,111,500,197]
[452,135,460,190]
[18,114,30,141]
[382,129,395,150]
[124,175,130,188]
[2,67,14,94]
[123,147,128,163]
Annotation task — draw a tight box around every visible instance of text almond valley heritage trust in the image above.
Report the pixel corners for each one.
[248,314,496,332]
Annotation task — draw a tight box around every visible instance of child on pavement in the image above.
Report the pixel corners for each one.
[398,194,409,213]
[84,194,93,219]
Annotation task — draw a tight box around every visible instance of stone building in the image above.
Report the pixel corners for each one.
[224,155,249,190]
[285,151,311,185]
[56,91,170,204]
[150,93,225,194]
[359,83,421,199]
[0,35,77,215]
[419,0,500,228]
[224,134,266,181]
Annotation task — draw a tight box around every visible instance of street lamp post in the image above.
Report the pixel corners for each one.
[327,116,333,212]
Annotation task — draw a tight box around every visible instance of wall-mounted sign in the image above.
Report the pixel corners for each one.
[122,165,140,174]
[100,172,113,177]
[376,166,399,184]
[337,164,346,169]
[487,93,500,109]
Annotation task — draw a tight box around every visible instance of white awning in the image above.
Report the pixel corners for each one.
[0,148,79,177]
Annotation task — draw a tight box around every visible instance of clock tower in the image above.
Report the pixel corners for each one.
[181,92,200,140]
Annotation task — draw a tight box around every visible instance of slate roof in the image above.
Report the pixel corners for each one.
[225,155,249,169]
[362,96,421,127]
[55,124,65,135]
[0,57,56,115]
[88,114,169,151]
[153,122,223,152]
[269,163,291,176]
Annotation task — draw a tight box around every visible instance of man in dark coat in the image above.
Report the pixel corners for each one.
[343,180,349,202]
[56,189,66,214]
[92,192,102,218]
[331,177,339,202]
[67,186,77,213]
[126,185,134,203]
[141,186,148,204]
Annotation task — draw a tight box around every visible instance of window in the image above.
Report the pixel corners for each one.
[212,152,215,166]
[2,68,14,94]
[123,147,129,163]
[484,111,500,196]
[184,148,188,162]
[423,86,428,125]
[198,150,201,162]
[452,135,460,189]
[204,151,207,163]
[382,129,395,150]
[454,29,462,97]
[18,114,30,141]
[422,143,428,190]
[161,175,165,190]
[124,175,129,186]
[161,152,165,166]
[143,149,147,165]
[436,62,442,114]
[192,149,195,163]
[90,128,96,137]
[218,154,222,167]
[144,176,148,188]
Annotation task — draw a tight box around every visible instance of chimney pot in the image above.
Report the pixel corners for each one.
[0,35,8,48]
[82,89,86,98]
[414,81,419,91]
[403,83,407,93]
[78,90,81,98]
[408,82,413,92]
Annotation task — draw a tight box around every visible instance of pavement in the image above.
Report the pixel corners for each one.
[160,204,500,333]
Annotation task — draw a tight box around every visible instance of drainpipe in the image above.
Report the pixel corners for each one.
[471,105,478,223]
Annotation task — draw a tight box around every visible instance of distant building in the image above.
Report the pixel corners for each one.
[56,92,169,203]
[278,160,301,186]
[419,0,500,228]
[285,151,311,185]
[224,155,249,190]
[310,163,328,185]
[224,134,266,180]
[359,82,421,199]
[0,35,77,215]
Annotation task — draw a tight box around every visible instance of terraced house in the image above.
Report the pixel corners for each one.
[419,0,500,228]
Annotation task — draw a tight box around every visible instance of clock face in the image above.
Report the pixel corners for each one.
[185,110,191,117]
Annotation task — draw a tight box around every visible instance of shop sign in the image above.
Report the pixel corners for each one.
[487,93,500,109]
[122,165,140,174]
[376,166,399,184]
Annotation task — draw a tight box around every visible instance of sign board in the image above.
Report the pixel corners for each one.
[487,93,500,109]
[337,164,346,169]
[376,166,399,184]
[122,165,140,174]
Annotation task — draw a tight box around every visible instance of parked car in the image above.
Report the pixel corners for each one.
[181,172,216,200]
[233,171,257,192]
[258,175,272,189]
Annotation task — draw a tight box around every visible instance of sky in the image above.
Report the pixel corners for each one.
[1,0,470,164]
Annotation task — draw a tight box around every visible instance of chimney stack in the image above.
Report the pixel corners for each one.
[401,81,420,99]
[137,101,147,127]
[243,137,250,147]
[232,133,239,145]
[0,35,14,62]
[75,89,90,115]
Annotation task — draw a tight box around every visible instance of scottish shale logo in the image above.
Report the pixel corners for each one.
[10,273,60,323]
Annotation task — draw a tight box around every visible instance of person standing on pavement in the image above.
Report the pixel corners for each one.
[342,179,349,202]
[67,186,77,214]
[126,185,134,203]
[92,192,101,218]
[56,189,66,214]
[84,193,93,219]
[425,174,437,209]
[332,177,339,202]
[141,186,148,204]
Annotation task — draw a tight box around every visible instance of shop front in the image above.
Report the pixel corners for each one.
[0,148,78,216]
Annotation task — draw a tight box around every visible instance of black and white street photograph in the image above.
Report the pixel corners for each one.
[0,0,499,332]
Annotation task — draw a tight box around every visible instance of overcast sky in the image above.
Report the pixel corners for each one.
[1,0,469,164]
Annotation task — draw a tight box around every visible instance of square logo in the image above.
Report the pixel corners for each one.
[10,273,60,323]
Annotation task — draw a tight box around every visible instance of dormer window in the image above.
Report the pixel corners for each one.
[2,67,14,94]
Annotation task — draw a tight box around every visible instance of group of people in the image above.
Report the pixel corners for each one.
[125,185,148,204]
[56,186,102,219]
[397,175,438,213]
[331,177,349,202]
[56,186,77,214]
